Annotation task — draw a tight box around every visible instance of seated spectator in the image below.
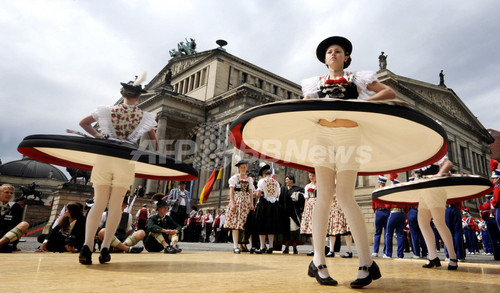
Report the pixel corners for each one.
[0,184,30,253]
[97,196,144,253]
[37,202,85,253]
[144,194,182,253]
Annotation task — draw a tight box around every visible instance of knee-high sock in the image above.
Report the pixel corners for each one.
[336,170,372,267]
[232,230,239,249]
[329,236,336,252]
[418,207,436,259]
[84,185,111,248]
[312,167,335,267]
[124,235,138,247]
[101,186,127,248]
[431,206,456,260]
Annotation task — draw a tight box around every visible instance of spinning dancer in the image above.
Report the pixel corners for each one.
[302,36,395,287]
[78,73,159,264]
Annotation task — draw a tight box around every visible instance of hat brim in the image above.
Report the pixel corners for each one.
[316,36,352,63]
[258,164,270,176]
[235,160,249,167]
[121,82,147,94]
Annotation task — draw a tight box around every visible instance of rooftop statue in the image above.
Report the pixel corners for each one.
[169,38,197,57]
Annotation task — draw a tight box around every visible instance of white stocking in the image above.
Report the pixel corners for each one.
[313,167,335,277]
[430,207,456,260]
[84,185,111,248]
[101,186,128,248]
[336,170,372,278]
[232,230,239,249]
[329,236,336,252]
[417,207,436,259]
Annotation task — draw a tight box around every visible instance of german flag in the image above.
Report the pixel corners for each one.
[199,162,223,204]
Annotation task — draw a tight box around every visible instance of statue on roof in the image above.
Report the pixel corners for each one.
[378,51,387,70]
[439,70,446,87]
[169,38,197,58]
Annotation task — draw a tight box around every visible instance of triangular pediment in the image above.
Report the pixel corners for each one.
[386,73,491,142]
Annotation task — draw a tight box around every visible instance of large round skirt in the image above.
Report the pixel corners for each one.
[254,199,280,235]
[17,134,198,180]
[372,174,493,205]
[229,99,448,175]
[327,197,351,236]
[300,198,316,235]
[224,191,252,231]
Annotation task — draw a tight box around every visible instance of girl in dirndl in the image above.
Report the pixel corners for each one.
[300,171,317,255]
[254,164,280,254]
[326,194,353,258]
[224,160,255,253]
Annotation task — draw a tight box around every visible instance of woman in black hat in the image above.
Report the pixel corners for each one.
[78,73,159,265]
[303,36,395,288]
[224,159,255,253]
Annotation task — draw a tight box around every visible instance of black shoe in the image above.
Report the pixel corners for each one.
[99,247,111,264]
[79,245,92,265]
[164,246,177,254]
[448,259,458,270]
[255,248,266,254]
[307,261,338,286]
[266,248,273,254]
[128,246,144,253]
[341,252,353,258]
[293,248,299,254]
[350,261,381,288]
[283,248,289,254]
[307,251,314,256]
[250,248,255,254]
[326,251,335,257]
[233,248,241,254]
[422,257,441,268]
[174,245,182,253]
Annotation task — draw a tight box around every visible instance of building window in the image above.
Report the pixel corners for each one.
[287,91,292,99]
[257,79,263,88]
[241,72,248,83]
[460,146,469,169]
[273,85,278,95]
[448,141,455,162]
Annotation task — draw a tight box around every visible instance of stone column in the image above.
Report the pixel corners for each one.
[145,111,168,195]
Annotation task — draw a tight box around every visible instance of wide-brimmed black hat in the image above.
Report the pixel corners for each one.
[120,81,147,94]
[258,164,270,176]
[235,159,249,167]
[316,36,353,63]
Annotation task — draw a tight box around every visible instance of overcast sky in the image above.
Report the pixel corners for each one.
[1,0,499,166]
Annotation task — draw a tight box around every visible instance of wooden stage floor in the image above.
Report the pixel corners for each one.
[1,250,499,293]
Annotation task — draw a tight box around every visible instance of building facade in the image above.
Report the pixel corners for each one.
[130,42,493,240]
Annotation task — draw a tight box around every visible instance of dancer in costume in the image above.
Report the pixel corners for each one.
[326,193,353,258]
[224,160,255,254]
[78,73,159,264]
[414,157,458,269]
[300,171,317,256]
[302,36,395,287]
[254,164,280,254]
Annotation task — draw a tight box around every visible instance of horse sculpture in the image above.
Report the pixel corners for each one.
[20,182,43,201]
[169,38,197,57]
[66,168,91,185]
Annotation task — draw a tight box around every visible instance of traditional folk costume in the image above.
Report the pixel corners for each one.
[255,172,281,235]
[300,183,317,235]
[18,74,197,264]
[224,174,255,231]
[229,36,448,288]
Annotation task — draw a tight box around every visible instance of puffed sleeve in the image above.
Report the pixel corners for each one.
[257,178,265,192]
[91,105,115,137]
[228,174,239,188]
[248,177,255,192]
[353,71,378,100]
[128,111,158,143]
[301,76,321,99]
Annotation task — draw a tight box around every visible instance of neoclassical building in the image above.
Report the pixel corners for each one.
[129,40,493,239]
